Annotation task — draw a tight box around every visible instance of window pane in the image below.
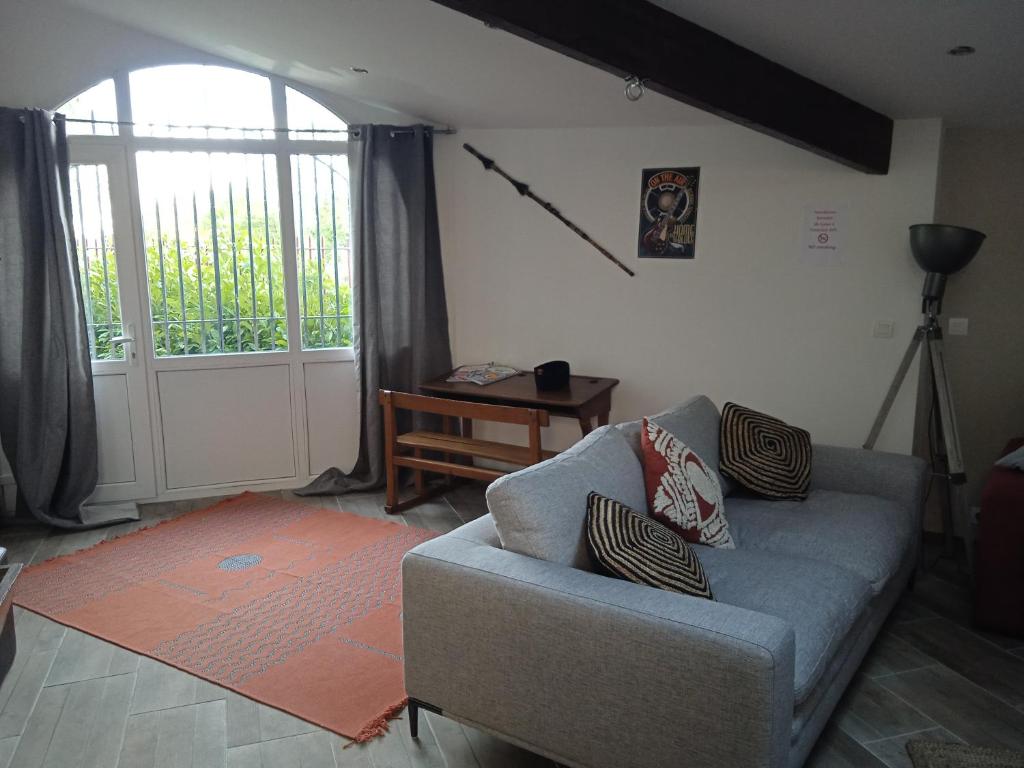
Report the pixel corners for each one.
[69,164,124,360]
[286,88,348,141]
[291,154,352,349]
[59,80,118,136]
[130,65,274,139]
[137,152,286,356]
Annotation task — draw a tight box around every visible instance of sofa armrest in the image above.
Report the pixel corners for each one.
[403,532,796,768]
[810,444,928,522]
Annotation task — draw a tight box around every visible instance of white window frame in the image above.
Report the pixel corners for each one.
[61,66,356,370]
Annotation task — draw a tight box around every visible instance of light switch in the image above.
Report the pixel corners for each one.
[948,317,969,336]
[873,320,895,339]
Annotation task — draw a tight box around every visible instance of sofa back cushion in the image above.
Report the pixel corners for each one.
[618,395,734,496]
[486,426,647,570]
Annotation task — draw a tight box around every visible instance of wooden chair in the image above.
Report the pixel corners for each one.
[379,389,552,514]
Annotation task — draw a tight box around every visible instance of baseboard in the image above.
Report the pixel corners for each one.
[0,474,327,512]
[140,476,321,505]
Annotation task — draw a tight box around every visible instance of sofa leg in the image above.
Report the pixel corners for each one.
[407,698,443,739]
[408,699,419,739]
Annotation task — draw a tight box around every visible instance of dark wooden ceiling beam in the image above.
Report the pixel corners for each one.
[429,0,893,174]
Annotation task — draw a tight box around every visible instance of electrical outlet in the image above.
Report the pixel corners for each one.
[948,317,969,336]
[873,320,895,339]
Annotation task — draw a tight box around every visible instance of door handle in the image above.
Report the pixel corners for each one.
[110,323,138,365]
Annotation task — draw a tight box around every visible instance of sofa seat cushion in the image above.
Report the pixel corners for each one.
[724,490,914,594]
[698,547,873,704]
[486,426,648,570]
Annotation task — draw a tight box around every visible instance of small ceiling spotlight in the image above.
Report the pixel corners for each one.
[947,45,976,57]
[624,75,646,102]
[350,67,369,74]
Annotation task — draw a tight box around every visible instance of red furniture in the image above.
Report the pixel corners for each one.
[974,438,1024,637]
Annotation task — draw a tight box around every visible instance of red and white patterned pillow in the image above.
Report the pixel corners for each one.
[640,418,734,549]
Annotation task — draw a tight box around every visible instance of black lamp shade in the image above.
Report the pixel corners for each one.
[909,224,985,275]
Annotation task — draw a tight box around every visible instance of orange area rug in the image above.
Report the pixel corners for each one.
[12,492,436,742]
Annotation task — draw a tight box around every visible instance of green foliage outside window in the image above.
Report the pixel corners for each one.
[79,204,351,358]
[80,252,125,361]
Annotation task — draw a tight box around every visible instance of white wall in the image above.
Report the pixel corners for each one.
[934,125,1024,506]
[435,120,942,454]
[0,0,416,123]
[1,0,195,109]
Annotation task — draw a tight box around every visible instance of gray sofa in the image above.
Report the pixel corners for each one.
[402,396,927,768]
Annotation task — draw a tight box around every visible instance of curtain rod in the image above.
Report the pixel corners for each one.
[21,114,456,137]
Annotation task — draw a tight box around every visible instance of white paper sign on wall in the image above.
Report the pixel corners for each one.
[801,205,843,263]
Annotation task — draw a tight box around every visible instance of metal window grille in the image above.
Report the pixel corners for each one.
[61,73,358,359]
[137,152,287,356]
[291,154,352,349]
[69,164,124,360]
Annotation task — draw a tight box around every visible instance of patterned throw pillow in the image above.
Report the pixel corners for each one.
[640,418,734,549]
[720,402,812,500]
[585,493,714,600]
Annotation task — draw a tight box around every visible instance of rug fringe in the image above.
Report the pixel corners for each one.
[347,698,408,745]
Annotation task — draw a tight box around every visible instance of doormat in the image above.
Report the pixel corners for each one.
[907,739,1024,768]
[13,492,435,742]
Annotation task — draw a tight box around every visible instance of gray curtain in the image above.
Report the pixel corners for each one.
[298,125,453,495]
[0,108,135,528]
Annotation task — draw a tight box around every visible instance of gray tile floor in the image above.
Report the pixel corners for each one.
[1,485,1022,767]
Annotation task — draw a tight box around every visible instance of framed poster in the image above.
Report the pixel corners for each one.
[638,167,700,259]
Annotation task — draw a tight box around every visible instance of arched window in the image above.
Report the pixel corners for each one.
[287,87,349,141]
[58,65,352,358]
[60,78,117,136]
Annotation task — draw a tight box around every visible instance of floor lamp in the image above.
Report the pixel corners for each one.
[864,224,986,559]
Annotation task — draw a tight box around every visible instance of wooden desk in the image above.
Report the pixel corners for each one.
[420,371,619,436]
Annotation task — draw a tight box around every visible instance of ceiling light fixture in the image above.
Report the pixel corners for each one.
[947,45,976,56]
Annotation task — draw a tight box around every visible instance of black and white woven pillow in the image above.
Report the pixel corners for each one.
[585,492,714,600]
[719,402,811,500]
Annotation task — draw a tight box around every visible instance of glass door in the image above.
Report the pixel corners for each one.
[69,146,156,502]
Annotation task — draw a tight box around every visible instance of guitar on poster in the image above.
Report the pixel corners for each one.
[638,167,700,259]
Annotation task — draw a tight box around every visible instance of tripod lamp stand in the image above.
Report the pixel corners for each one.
[865,224,985,559]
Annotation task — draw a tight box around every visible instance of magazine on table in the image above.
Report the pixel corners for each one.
[446,362,519,386]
